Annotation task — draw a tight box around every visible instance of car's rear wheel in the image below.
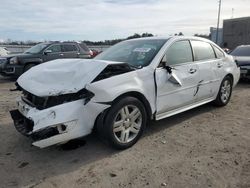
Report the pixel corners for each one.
[213,76,233,106]
[101,97,147,149]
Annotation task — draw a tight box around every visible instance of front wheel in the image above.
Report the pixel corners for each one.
[213,76,233,106]
[101,97,147,149]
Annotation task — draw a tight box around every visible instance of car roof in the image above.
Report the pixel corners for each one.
[127,36,213,43]
[236,45,250,48]
[40,41,84,45]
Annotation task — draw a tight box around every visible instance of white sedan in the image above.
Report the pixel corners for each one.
[10,36,240,149]
[0,47,9,56]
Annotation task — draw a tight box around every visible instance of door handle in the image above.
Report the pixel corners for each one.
[59,53,64,56]
[188,68,197,74]
[217,63,223,68]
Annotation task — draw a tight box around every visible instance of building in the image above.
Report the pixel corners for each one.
[210,27,223,46]
[223,17,250,49]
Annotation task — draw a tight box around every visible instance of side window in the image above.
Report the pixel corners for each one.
[46,45,61,53]
[213,46,225,58]
[63,44,78,52]
[79,43,90,52]
[166,40,193,66]
[191,41,215,61]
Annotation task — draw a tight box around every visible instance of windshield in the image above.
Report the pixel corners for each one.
[230,46,250,57]
[95,39,167,67]
[25,43,49,54]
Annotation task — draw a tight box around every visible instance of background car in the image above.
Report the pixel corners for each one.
[0,41,92,78]
[0,47,10,56]
[90,49,102,58]
[230,45,250,79]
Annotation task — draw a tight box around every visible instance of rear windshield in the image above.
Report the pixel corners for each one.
[230,46,250,56]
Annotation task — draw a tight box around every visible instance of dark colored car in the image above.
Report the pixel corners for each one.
[0,41,92,78]
[230,45,250,79]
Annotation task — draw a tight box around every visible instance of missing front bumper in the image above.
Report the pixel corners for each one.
[10,109,34,136]
[10,98,110,148]
[10,109,59,141]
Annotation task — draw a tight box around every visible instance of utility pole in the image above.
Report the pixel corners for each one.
[216,0,222,44]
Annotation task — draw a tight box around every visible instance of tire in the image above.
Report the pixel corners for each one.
[213,76,233,106]
[24,64,36,73]
[100,97,147,150]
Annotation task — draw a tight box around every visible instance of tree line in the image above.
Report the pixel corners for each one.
[0,32,210,46]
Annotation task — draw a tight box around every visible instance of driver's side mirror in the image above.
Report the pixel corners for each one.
[161,55,173,74]
[44,49,52,55]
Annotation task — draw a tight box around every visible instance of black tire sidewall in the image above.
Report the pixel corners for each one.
[103,97,147,149]
[216,76,233,106]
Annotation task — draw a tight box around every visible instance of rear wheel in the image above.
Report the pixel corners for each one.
[100,97,147,149]
[213,76,233,106]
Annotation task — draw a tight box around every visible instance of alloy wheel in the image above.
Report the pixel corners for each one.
[220,79,232,104]
[112,105,142,144]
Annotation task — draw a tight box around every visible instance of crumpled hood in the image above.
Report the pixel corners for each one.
[17,59,115,97]
[234,56,250,66]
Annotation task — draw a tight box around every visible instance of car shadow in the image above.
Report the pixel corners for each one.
[0,76,16,84]
[236,79,250,89]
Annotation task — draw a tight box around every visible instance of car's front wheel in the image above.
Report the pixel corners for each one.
[102,97,147,149]
[213,76,233,106]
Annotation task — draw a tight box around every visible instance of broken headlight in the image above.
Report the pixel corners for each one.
[22,89,94,110]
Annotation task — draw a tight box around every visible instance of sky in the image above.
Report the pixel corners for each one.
[0,0,250,41]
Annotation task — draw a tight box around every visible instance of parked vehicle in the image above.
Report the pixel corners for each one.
[230,45,250,79]
[90,49,102,58]
[0,41,92,78]
[10,36,240,149]
[0,47,10,56]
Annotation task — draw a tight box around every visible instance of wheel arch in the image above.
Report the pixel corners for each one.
[112,91,153,119]
[225,73,234,85]
[93,91,153,133]
[23,62,39,72]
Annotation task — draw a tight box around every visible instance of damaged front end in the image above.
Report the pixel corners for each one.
[10,86,105,148]
[9,59,134,148]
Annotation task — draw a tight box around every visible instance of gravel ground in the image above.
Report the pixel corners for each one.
[0,76,249,188]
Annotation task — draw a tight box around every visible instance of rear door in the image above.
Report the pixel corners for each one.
[43,44,63,62]
[155,40,200,119]
[190,40,219,101]
[62,44,80,58]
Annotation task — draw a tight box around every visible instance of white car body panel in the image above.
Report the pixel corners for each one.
[86,66,156,113]
[17,59,120,96]
[12,36,240,148]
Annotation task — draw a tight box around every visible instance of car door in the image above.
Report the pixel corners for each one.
[211,45,227,87]
[43,44,63,62]
[155,40,200,119]
[62,44,79,58]
[190,40,218,101]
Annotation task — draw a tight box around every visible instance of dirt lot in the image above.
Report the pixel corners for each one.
[0,76,249,188]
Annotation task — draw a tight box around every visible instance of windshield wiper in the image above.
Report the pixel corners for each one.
[127,64,142,69]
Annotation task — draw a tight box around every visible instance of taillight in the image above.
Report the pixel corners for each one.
[89,50,93,57]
